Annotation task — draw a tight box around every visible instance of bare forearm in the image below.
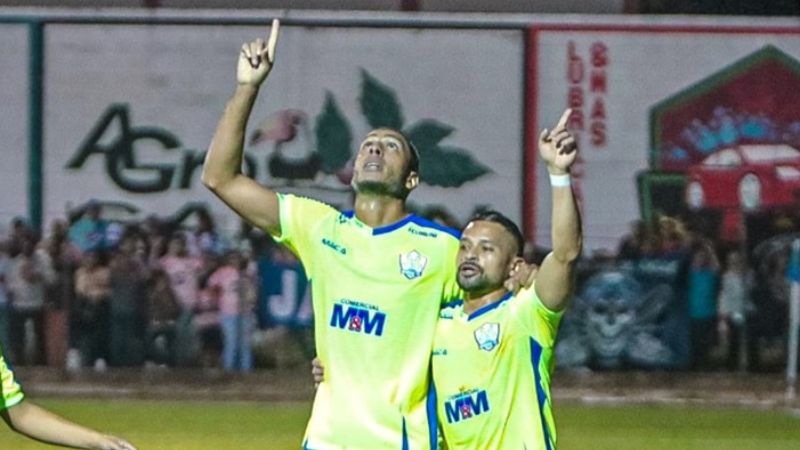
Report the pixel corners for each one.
[550,183,582,264]
[202,85,259,189]
[5,401,103,448]
[532,181,582,311]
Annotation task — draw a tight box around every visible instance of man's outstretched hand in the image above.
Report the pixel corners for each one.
[238,19,281,87]
[93,434,137,450]
[539,108,578,175]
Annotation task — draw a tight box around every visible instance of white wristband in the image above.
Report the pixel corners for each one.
[549,173,571,187]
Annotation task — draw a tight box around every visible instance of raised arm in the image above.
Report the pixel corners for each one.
[202,20,282,235]
[2,401,136,450]
[534,109,583,311]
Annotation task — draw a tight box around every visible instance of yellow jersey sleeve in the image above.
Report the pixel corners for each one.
[441,237,463,305]
[0,346,24,411]
[512,284,563,346]
[272,193,339,279]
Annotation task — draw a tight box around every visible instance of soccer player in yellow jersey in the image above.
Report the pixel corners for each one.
[0,344,136,449]
[432,110,581,450]
[204,21,462,449]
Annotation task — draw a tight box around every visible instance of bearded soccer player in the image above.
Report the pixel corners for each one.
[432,110,581,450]
[0,345,136,449]
[203,21,462,449]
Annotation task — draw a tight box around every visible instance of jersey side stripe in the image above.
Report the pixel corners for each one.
[426,376,439,450]
[530,338,554,450]
[401,417,409,450]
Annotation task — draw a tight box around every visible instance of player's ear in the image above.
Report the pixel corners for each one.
[508,256,526,278]
[405,170,419,191]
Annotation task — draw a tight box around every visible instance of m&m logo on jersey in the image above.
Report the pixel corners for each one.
[444,389,490,424]
[399,250,428,280]
[329,300,386,337]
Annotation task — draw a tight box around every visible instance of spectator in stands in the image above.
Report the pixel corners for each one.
[146,268,181,366]
[187,208,223,257]
[74,249,110,370]
[617,220,646,261]
[194,253,222,369]
[717,249,754,371]
[209,250,257,372]
[658,215,689,256]
[38,219,80,367]
[6,218,36,258]
[159,233,204,365]
[108,234,149,366]
[68,201,108,253]
[687,241,720,369]
[638,228,662,258]
[7,236,50,365]
[159,233,203,312]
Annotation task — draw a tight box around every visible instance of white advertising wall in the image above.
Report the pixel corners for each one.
[43,23,524,233]
[530,24,800,251]
[0,24,30,227]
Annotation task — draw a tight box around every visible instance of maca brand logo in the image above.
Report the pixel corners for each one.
[321,238,347,255]
[330,300,386,336]
[444,390,490,424]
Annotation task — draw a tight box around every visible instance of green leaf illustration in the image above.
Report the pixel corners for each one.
[315,92,353,173]
[359,69,404,130]
[418,145,491,188]
[354,72,490,187]
[405,120,454,152]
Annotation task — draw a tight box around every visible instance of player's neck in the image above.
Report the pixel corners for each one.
[463,288,509,316]
[353,194,409,228]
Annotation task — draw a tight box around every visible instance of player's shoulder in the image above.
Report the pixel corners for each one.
[279,193,342,220]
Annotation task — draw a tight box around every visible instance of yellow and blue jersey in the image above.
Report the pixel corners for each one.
[0,344,24,411]
[431,285,563,450]
[272,194,462,450]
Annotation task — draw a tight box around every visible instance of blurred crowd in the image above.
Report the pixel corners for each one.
[612,213,797,372]
[0,202,294,372]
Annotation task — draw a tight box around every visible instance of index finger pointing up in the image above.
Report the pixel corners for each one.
[554,108,572,132]
[266,19,280,62]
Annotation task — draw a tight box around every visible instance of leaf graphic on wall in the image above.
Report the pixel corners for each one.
[359,69,404,129]
[315,92,353,173]
[419,144,491,188]
[405,119,491,187]
[405,119,454,150]
[354,69,490,187]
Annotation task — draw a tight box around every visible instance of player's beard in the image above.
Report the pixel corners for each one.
[353,179,407,199]
[458,271,494,295]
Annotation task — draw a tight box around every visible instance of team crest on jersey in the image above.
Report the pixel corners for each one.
[474,322,500,351]
[399,250,428,280]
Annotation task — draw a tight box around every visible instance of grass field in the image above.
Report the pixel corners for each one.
[2,398,799,449]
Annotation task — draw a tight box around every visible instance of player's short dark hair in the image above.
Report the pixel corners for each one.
[377,127,420,176]
[468,210,525,257]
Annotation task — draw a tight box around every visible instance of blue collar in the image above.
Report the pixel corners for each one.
[341,211,422,237]
[465,291,513,321]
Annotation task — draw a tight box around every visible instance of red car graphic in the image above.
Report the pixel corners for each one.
[685,144,800,212]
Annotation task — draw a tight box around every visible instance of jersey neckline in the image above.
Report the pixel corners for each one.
[445,291,514,321]
[341,210,460,238]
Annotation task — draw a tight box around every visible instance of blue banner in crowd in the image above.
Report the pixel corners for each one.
[789,240,800,283]
[556,255,691,370]
[257,257,312,329]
